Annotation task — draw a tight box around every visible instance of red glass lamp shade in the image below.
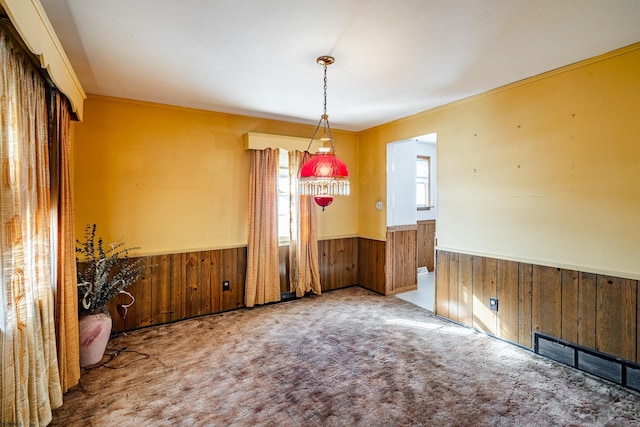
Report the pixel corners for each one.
[313,195,334,208]
[299,152,350,209]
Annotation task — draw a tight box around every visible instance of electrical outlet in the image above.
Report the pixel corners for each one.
[222,280,230,291]
[489,297,498,311]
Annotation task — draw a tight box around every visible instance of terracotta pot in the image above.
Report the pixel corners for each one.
[79,312,112,367]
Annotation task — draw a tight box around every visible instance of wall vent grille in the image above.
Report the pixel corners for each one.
[534,332,640,393]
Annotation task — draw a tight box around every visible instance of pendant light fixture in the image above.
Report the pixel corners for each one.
[299,55,350,210]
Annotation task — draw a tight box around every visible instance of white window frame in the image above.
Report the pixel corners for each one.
[416,155,431,211]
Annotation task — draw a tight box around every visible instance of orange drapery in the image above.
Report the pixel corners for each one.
[245,148,281,307]
[0,28,63,425]
[288,151,321,297]
[53,92,81,393]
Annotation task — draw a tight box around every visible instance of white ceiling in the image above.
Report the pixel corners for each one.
[40,0,640,132]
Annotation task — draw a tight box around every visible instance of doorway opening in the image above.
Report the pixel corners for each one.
[388,133,437,311]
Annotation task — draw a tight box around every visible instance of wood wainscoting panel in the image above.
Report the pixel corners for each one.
[105,239,363,334]
[149,254,174,326]
[169,253,184,322]
[472,256,497,335]
[560,269,579,344]
[358,238,386,295]
[596,276,637,362]
[111,256,154,332]
[106,247,246,333]
[417,220,436,272]
[220,247,247,312]
[532,265,562,339]
[517,263,533,348]
[318,238,358,292]
[447,252,460,322]
[207,250,221,315]
[183,251,205,319]
[109,255,168,332]
[385,226,417,295]
[638,289,640,364]
[435,250,450,317]
[577,272,597,350]
[435,249,640,363]
[200,251,214,315]
[497,259,520,344]
[457,253,474,327]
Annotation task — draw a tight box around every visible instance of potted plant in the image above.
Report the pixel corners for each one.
[76,224,143,367]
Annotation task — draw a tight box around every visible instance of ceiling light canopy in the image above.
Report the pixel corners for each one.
[299,56,350,210]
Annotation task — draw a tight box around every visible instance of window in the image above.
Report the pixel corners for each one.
[416,155,430,210]
[277,149,291,243]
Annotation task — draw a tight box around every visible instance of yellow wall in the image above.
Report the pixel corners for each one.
[73,96,358,256]
[75,44,640,279]
[358,44,640,279]
[356,130,387,240]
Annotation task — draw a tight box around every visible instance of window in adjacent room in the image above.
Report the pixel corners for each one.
[416,155,431,210]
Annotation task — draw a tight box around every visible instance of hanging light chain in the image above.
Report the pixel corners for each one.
[323,63,328,117]
[305,55,338,155]
[321,59,337,155]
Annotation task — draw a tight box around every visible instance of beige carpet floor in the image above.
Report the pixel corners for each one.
[52,286,640,426]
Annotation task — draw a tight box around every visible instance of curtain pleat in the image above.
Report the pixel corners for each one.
[54,92,80,392]
[245,148,281,307]
[288,151,321,297]
[0,29,63,425]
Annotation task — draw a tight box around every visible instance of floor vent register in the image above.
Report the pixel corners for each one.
[534,332,640,393]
